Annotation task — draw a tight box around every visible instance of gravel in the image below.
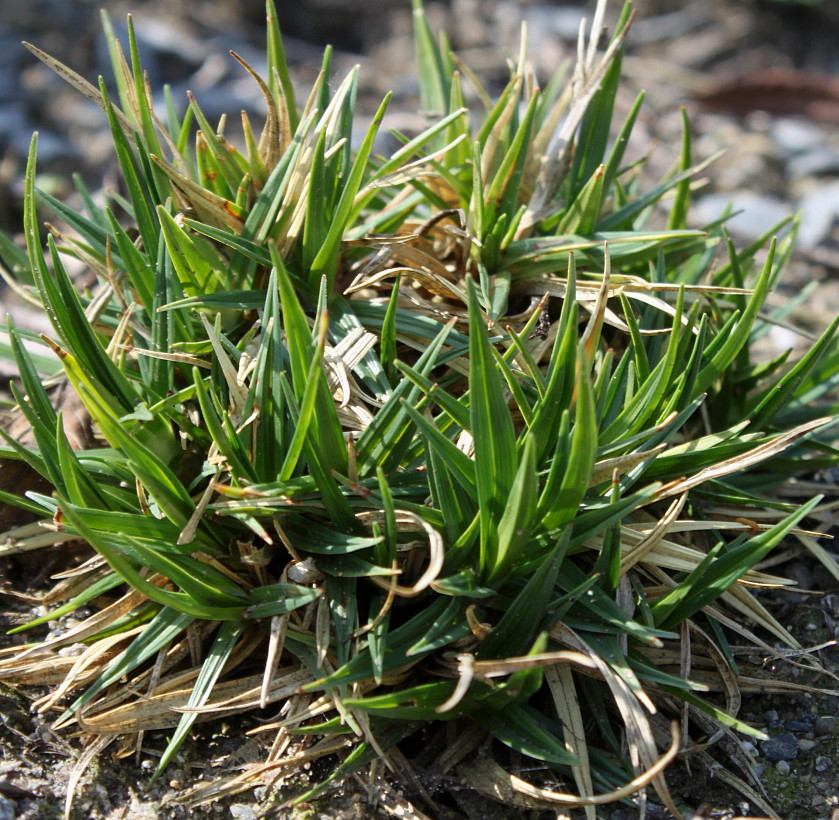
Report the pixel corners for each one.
[762,733,800,762]
[0,797,15,820]
[815,716,839,737]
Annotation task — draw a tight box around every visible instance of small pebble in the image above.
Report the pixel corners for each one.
[762,733,799,761]
[815,756,833,772]
[776,760,791,775]
[694,192,792,243]
[815,716,839,736]
[799,739,818,752]
[230,805,257,820]
[788,715,816,732]
[57,642,87,657]
[788,147,839,179]
[0,795,15,820]
[798,180,839,250]
[741,740,758,758]
[771,117,825,154]
[763,709,781,727]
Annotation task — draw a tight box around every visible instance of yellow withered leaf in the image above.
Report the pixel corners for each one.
[150,155,245,232]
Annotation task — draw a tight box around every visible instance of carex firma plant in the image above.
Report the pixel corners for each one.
[1,1,838,817]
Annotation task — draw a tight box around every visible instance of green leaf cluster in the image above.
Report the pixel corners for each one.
[0,0,836,812]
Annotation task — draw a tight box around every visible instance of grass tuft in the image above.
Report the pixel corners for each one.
[1,0,838,816]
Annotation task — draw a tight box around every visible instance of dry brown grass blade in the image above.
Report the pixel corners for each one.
[479,75,523,187]
[458,721,679,809]
[230,51,282,174]
[367,510,444,597]
[643,562,799,656]
[633,518,827,542]
[110,34,185,167]
[721,584,799,648]
[520,6,636,232]
[149,154,245,231]
[0,650,96,687]
[794,531,839,585]
[656,416,833,500]
[11,587,147,664]
[710,765,781,820]
[79,667,313,733]
[346,265,466,303]
[21,42,136,135]
[45,552,107,583]
[427,722,487,778]
[620,492,687,573]
[590,444,666,486]
[690,622,741,725]
[580,253,611,362]
[545,663,596,820]
[0,524,77,556]
[736,676,839,696]
[589,524,791,589]
[362,133,469,192]
[436,650,599,714]
[36,628,145,715]
[260,613,289,709]
[63,734,116,820]
[176,735,353,806]
[550,623,682,817]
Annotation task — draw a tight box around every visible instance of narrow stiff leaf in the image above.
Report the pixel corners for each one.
[154,619,246,778]
[652,496,822,629]
[466,279,517,578]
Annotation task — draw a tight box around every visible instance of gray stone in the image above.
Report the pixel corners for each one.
[763,709,780,725]
[771,117,827,154]
[775,760,791,775]
[741,740,759,758]
[788,713,816,732]
[815,756,833,772]
[815,716,839,736]
[230,805,257,820]
[761,733,799,761]
[799,739,818,752]
[694,192,792,242]
[798,181,839,250]
[0,796,14,820]
[788,147,839,179]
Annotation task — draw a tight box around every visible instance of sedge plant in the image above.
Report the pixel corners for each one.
[1,1,838,816]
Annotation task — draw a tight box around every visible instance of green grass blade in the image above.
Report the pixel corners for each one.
[651,496,822,629]
[154,619,246,778]
[466,279,517,577]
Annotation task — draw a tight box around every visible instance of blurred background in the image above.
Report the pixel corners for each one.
[2,0,839,324]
